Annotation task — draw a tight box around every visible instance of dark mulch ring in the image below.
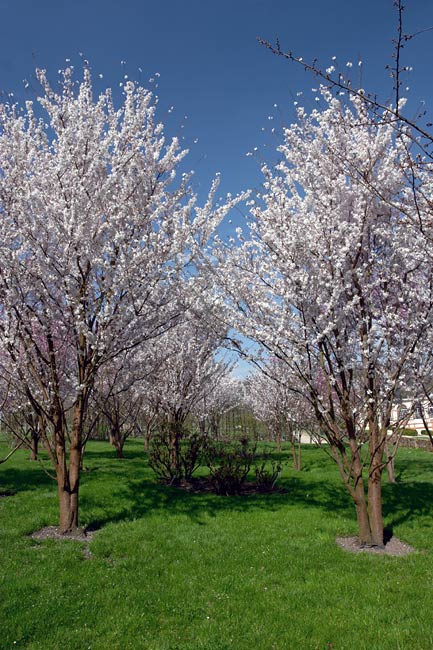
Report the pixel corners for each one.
[31,526,94,543]
[173,477,287,496]
[0,490,16,498]
[336,535,416,556]
[30,526,94,558]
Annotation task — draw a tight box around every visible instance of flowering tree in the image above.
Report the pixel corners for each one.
[0,366,36,463]
[244,363,311,468]
[192,374,242,439]
[213,87,433,547]
[92,350,150,458]
[142,314,230,479]
[0,66,240,532]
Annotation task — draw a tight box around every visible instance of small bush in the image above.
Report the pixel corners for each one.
[204,436,257,495]
[401,428,419,437]
[147,424,205,482]
[254,459,283,492]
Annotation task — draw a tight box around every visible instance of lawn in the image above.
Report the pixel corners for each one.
[1,439,433,650]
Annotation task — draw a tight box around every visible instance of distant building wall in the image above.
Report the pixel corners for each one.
[390,399,433,433]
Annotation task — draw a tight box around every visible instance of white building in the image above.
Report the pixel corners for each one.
[390,399,433,434]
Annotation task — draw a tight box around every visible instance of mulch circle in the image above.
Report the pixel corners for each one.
[174,477,286,496]
[0,490,16,498]
[336,535,415,556]
[31,526,94,543]
[30,526,94,559]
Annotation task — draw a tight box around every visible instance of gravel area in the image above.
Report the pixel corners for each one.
[30,526,94,558]
[336,535,415,556]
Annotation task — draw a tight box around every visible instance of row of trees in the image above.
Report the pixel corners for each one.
[206,5,433,545]
[0,66,244,531]
[2,1,433,547]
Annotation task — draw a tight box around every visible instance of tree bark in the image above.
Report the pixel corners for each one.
[115,440,124,459]
[58,479,79,533]
[29,429,39,461]
[275,426,282,453]
[55,446,80,534]
[386,453,396,484]
[354,480,373,546]
[109,429,124,458]
[367,425,385,547]
[54,399,83,534]
[169,419,182,479]
[289,426,301,470]
[333,441,374,546]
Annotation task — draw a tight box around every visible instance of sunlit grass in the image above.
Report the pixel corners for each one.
[1,439,433,649]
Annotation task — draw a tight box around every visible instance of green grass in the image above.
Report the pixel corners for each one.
[1,440,433,650]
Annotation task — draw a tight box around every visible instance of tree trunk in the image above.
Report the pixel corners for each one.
[57,437,82,533]
[169,420,181,479]
[367,470,384,546]
[267,425,272,443]
[80,445,86,471]
[420,411,433,451]
[211,417,219,441]
[386,453,396,484]
[353,480,373,546]
[54,400,84,534]
[58,479,79,533]
[29,429,39,461]
[276,427,282,453]
[115,440,124,459]
[292,436,302,471]
[109,428,124,458]
[198,418,207,436]
[333,442,374,546]
[384,434,397,483]
[55,445,80,534]
[275,424,281,454]
[367,425,385,547]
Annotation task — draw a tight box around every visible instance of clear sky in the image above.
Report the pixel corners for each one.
[1,0,433,375]
[1,0,433,200]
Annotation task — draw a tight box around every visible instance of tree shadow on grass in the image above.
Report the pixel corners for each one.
[82,445,146,463]
[383,480,433,529]
[381,451,433,529]
[83,473,353,532]
[0,444,356,532]
[82,455,433,534]
[394,453,433,483]
[0,466,54,494]
[7,444,431,537]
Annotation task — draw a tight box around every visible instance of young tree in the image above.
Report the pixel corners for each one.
[92,351,147,458]
[212,87,433,547]
[0,65,240,532]
[244,364,307,468]
[244,369,287,452]
[143,314,230,480]
[192,374,242,439]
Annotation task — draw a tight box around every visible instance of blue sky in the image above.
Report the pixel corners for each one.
[1,0,433,202]
[1,0,433,376]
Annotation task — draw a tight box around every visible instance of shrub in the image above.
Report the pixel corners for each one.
[254,459,283,492]
[401,428,419,437]
[204,436,257,495]
[147,424,205,482]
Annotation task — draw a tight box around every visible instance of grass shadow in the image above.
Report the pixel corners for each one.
[0,466,55,493]
[82,444,146,463]
[383,480,433,528]
[7,440,431,537]
[83,470,353,532]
